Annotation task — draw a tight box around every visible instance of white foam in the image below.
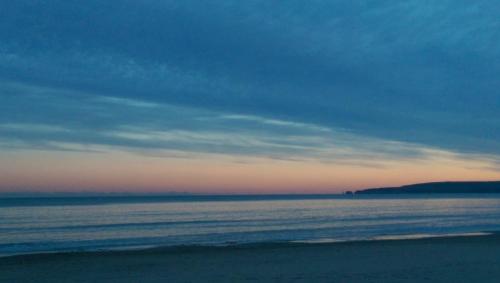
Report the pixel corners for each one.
[373,232,492,241]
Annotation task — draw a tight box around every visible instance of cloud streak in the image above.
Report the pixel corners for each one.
[1,1,499,164]
[1,85,435,167]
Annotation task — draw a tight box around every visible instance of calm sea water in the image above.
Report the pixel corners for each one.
[2,194,500,256]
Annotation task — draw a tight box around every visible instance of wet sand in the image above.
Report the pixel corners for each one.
[2,234,500,283]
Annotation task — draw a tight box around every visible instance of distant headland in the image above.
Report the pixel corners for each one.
[354,181,500,194]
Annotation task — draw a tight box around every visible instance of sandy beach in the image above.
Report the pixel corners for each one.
[2,234,500,283]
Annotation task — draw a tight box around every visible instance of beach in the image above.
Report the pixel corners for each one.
[2,234,500,283]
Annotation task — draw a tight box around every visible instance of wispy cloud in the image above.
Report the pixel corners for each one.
[1,0,499,161]
[1,83,443,167]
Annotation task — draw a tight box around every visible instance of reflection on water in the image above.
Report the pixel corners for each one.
[1,195,500,256]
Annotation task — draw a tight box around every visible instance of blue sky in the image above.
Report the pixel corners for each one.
[1,1,499,192]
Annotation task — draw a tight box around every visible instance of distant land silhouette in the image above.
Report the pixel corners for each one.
[355,181,500,194]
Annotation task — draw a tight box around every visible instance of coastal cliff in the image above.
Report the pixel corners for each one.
[355,181,500,194]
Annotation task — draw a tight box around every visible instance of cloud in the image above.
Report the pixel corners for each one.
[1,83,438,167]
[1,0,499,160]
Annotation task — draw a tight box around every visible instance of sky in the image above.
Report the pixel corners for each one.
[1,1,500,194]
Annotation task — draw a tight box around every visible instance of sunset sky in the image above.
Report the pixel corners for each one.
[1,1,500,193]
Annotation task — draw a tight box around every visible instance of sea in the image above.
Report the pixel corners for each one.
[2,194,500,257]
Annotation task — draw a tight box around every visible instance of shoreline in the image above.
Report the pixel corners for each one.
[3,233,500,282]
[1,231,495,259]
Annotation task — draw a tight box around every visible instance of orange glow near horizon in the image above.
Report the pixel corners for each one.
[1,148,500,194]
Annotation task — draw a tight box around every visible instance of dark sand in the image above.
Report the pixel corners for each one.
[2,234,500,283]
